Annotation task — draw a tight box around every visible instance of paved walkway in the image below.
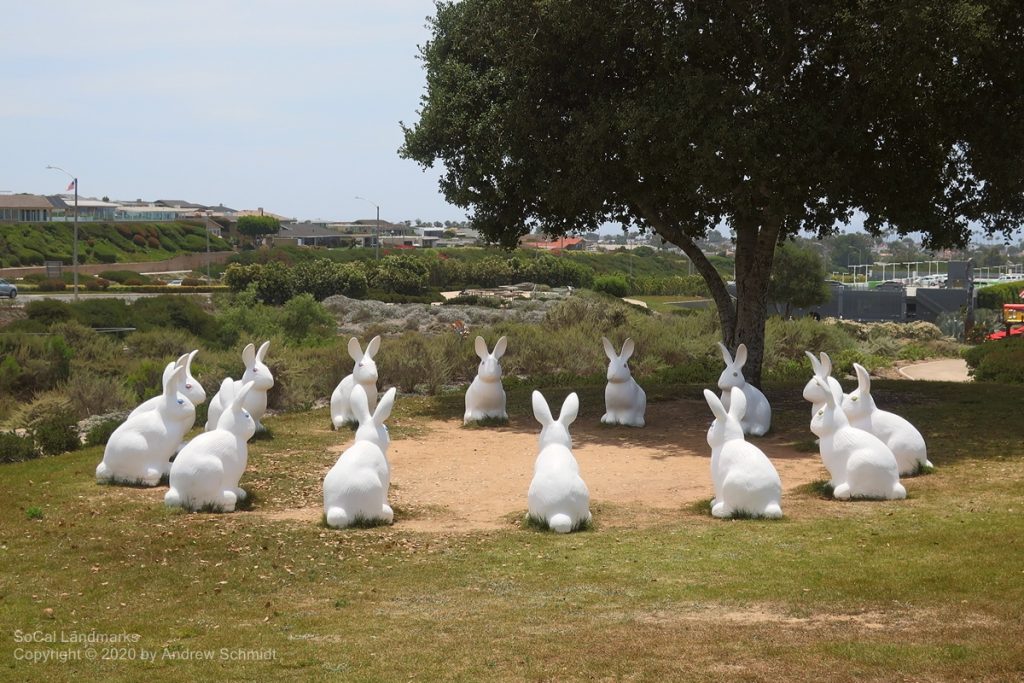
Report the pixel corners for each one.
[898,358,970,382]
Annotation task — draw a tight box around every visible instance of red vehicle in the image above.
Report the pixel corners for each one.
[987,303,1024,340]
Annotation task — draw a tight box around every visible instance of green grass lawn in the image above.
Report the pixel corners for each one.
[632,294,708,313]
[1,381,1022,681]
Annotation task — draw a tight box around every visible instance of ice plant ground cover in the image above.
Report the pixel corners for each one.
[1,380,1022,681]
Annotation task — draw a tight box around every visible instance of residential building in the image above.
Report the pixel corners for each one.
[0,194,53,222]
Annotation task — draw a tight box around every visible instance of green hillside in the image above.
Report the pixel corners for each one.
[0,221,232,267]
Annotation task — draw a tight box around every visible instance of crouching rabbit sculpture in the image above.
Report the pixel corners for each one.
[332,336,381,429]
[717,342,771,436]
[464,336,508,424]
[704,387,783,519]
[323,386,397,529]
[601,337,646,427]
[165,379,256,512]
[527,391,591,533]
[96,364,195,486]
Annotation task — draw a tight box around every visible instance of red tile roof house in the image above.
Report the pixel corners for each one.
[519,236,586,251]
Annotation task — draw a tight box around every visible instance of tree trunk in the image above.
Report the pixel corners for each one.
[637,203,781,388]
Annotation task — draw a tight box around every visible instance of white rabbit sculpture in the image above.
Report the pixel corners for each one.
[323,385,397,529]
[717,342,771,436]
[842,363,933,476]
[808,378,906,501]
[527,391,591,533]
[464,336,508,424]
[601,337,646,427]
[165,379,256,512]
[96,364,195,486]
[331,336,382,429]
[802,350,846,416]
[129,350,206,419]
[704,387,783,519]
[206,341,274,432]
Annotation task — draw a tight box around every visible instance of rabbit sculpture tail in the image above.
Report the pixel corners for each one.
[527,391,591,533]
[717,342,771,436]
[332,336,381,429]
[464,336,508,424]
[704,388,783,519]
[601,337,646,427]
[323,385,397,529]
[842,363,932,475]
[810,378,906,501]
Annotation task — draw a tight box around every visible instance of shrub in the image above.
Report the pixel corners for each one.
[18,393,80,456]
[24,299,73,326]
[977,281,1024,309]
[964,337,1024,384]
[85,417,123,447]
[592,275,630,297]
[0,333,73,397]
[279,294,336,345]
[0,432,38,463]
[182,277,202,287]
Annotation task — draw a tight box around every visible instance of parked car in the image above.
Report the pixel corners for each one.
[0,278,17,299]
[167,279,183,287]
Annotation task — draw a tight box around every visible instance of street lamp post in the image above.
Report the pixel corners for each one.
[354,196,380,259]
[46,165,79,301]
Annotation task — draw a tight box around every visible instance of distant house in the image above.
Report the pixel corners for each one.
[0,194,53,222]
[115,205,193,221]
[520,236,586,251]
[48,195,119,221]
[273,222,359,248]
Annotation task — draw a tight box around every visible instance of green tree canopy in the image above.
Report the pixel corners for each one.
[401,0,1024,384]
[769,242,830,318]
[236,215,281,239]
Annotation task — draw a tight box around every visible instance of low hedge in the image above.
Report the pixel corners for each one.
[964,336,1024,384]
[977,280,1024,309]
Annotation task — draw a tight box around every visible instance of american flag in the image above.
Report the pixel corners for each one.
[66,179,76,191]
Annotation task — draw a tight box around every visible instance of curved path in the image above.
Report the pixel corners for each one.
[898,358,970,382]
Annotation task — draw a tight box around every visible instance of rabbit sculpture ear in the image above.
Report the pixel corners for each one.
[231,380,254,410]
[805,350,822,376]
[717,342,733,365]
[347,337,363,362]
[734,344,748,368]
[492,336,508,359]
[602,336,617,360]
[704,388,728,421]
[373,387,397,425]
[532,390,553,426]
[854,363,872,394]
[558,393,579,427]
[728,386,748,420]
[474,336,489,360]
[819,351,833,378]
[162,360,178,386]
[163,364,186,398]
[241,343,256,368]
[256,340,270,362]
[350,384,372,424]
[620,339,635,362]
[365,335,381,359]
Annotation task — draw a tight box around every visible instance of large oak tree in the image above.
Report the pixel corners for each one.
[401,0,1024,384]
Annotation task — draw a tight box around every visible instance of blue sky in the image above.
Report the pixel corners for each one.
[0,1,467,224]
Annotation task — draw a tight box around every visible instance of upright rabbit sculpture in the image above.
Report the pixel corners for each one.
[96,364,195,486]
[704,387,783,519]
[808,379,906,500]
[206,341,274,432]
[601,337,646,427]
[323,385,397,529]
[842,363,932,476]
[717,342,771,436]
[331,336,381,429]
[464,336,508,424]
[802,351,846,416]
[527,391,591,533]
[165,379,256,512]
[129,350,205,419]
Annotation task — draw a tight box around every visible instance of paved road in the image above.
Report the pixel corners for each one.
[898,358,970,382]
